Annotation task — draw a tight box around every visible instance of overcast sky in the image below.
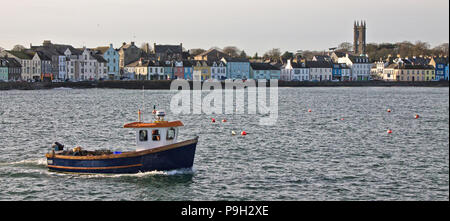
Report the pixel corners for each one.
[1,0,448,55]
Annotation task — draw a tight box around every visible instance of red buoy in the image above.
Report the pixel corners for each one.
[211,118,216,123]
[308,109,312,112]
[415,114,419,119]
[222,119,227,123]
[387,109,391,113]
[387,129,392,134]
[241,131,247,136]
[341,118,345,121]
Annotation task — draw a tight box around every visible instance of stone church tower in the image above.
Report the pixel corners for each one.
[354,21,366,55]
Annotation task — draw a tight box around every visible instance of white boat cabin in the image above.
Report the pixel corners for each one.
[124,111,184,151]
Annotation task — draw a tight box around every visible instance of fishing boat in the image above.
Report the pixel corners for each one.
[45,108,198,174]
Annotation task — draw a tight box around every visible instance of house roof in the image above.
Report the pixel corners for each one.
[222,57,249,63]
[5,50,33,60]
[154,44,182,54]
[306,61,333,68]
[251,62,279,70]
[0,57,22,68]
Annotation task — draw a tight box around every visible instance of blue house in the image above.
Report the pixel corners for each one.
[94,44,120,80]
[221,57,250,79]
[429,57,448,81]
[183,60,193,80]
[332,63,350,81]
[445,64,449,81]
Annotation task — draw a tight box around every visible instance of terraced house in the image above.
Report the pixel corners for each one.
[383,63,435,81]
[93,44,120,80]
[282,60,309,81]
[0,50,33,81]
[429,56,448,81]
[250,62,280,80]
[210,60,226,80]
[307,61,333,81]
[0,57,9,81]
[193,60,210,81]
[221,57,250,80]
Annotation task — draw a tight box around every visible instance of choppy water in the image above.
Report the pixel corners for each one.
[0,87,448,200]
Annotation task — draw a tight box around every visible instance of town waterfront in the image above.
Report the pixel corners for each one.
[0,87,448,200]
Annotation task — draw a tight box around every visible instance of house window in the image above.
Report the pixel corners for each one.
[152,129,160,141]
[167,128,176,140]
[139,130,148,142]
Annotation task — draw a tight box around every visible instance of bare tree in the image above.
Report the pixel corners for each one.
[337,42,353,52]
[0,46,4,53]
[12,45,26,52]
[190,48,206,57]
[263,48,281,61]
[140,43,152,54]
[223,46,240,57]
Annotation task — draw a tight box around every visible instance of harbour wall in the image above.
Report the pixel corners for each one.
[0,80,448,90]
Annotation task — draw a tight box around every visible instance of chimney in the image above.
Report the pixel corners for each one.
[43,40,51,47]
[110,43,113,48]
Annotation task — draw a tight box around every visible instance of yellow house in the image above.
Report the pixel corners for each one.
[193,60,211,81]
[384,64,435,81]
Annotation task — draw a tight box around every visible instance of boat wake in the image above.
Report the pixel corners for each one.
[82,168,196,178]
[0,158,47,167]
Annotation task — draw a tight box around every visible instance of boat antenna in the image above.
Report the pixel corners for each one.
[142,85,145,122]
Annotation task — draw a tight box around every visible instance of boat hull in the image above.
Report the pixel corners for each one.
[46,138,198,174]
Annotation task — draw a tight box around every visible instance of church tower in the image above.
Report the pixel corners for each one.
[354,20,366,55]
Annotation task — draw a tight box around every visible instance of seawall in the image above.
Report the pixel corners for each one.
[0,80,448,91]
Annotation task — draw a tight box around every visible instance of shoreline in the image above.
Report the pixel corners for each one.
[0,80,448,90]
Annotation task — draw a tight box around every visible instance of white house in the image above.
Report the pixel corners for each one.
[338,54,372,81]
[307,61,333,81]
[283,60,310,81]
[210,60,226,80]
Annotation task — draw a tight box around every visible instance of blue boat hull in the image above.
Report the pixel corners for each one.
[46,139,198,174]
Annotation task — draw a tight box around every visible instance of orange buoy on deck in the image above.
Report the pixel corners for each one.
[211,118,216,123]
[241,131,247,136]
[387,129,392,134]
[415,114,419,119]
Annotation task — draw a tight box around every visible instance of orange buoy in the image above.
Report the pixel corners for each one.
[415,114,419,119]
[308,109,312,112]
[387,129,392,134]
[241,131,247,136]
[387,109,391,113]
[211,118,216,123]
[222,119,227,123]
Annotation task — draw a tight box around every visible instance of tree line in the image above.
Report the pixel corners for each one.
[2,40,448,63]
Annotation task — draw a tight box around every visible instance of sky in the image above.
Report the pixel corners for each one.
[1,0,449,55]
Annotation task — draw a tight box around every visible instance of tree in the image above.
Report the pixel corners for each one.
[253,52,259,59]
[12,45,26,52]
[223,46,240,58]
[281,51,294,60]
[263,48,281,61]
[190,48,206,57]
[239,50,247,58]
[337,42,353,52]
[140,43,152,54]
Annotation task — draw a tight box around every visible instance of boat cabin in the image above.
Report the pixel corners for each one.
[123,111,184,151]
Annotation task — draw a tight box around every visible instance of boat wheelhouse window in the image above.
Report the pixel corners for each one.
[139,130,148,141]
[152,129,161,141]
[167,127,176,140]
